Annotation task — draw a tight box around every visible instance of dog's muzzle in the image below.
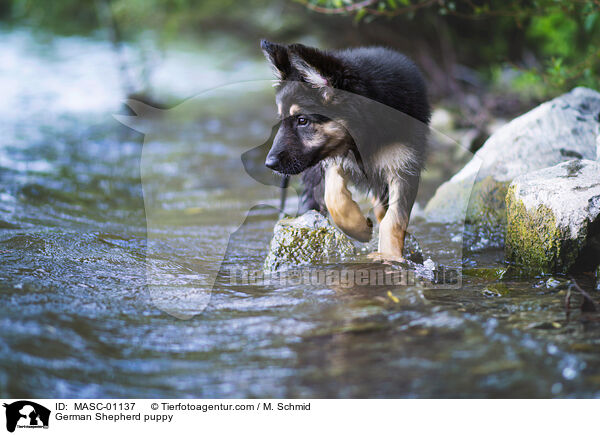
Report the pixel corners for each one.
[265,152,281,171]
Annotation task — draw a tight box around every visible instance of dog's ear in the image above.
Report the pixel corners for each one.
[260,39,292,83]
[287,43,344,102]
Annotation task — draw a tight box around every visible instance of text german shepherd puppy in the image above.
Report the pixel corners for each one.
[261,40,430,260]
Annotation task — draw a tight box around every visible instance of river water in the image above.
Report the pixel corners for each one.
[1,28,599,398]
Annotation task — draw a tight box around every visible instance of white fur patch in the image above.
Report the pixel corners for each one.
[372,144,420,177]
[289,54,328,88]
[261,49,284,84]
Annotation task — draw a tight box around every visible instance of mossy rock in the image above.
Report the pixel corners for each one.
[463,267,507,280]
[425,175,509,226]
[465,176,510,227]
[505,160,600,275]
[481,283,511,297]
[505,189,566,274]
[264,211,356,272]
[264,210,425,272]
[425,175,509,250]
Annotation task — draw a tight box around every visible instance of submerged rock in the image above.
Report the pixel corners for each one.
[264,210,424,272]
[425,87,600,237]
[264,211,356,272]
[505,160,600,275]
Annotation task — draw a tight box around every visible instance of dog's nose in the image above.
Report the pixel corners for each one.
[265,154,280,170]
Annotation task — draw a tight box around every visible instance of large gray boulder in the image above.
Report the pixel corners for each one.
[425,87,600,233]
[505,160,600,275]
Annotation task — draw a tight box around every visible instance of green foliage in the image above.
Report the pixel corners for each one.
[0,0,287,39]
[1,0,597,96]
[517,7,600,94]
[1,0,100,34]
[299,0,600,96]
[529,12,577,59]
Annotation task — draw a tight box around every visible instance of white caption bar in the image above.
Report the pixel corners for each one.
[0,399,595,435]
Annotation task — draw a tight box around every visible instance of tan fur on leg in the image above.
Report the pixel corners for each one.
[378,213,406,260]
[377,178,416,260]
[324,164,373,242]
[371,197,387,223]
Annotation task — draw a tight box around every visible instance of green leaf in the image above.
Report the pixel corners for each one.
[387,0,398,9]
[584,12,598,32]
[354,8,367,23]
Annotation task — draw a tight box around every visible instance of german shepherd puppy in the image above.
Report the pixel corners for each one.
[261,40,430,259]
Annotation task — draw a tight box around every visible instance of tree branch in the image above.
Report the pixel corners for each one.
[296,0,440,17]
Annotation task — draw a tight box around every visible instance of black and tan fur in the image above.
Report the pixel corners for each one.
[261,40,430,259]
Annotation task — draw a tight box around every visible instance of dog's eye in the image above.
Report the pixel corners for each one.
[297,116,309,126]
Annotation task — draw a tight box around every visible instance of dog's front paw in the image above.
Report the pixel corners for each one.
[341,216,372,243]
[367,251,405,263]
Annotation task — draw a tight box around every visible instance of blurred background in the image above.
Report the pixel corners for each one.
[1,0,598,122]
[0,1,599,398]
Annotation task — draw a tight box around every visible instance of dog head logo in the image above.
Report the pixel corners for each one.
[3,401,50,433]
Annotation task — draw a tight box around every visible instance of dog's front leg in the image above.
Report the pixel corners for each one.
[324,164,373,242]
[377,175,419,260]
[371,195,388,223]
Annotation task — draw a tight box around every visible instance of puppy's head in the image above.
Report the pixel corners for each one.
[261,40,354,175]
